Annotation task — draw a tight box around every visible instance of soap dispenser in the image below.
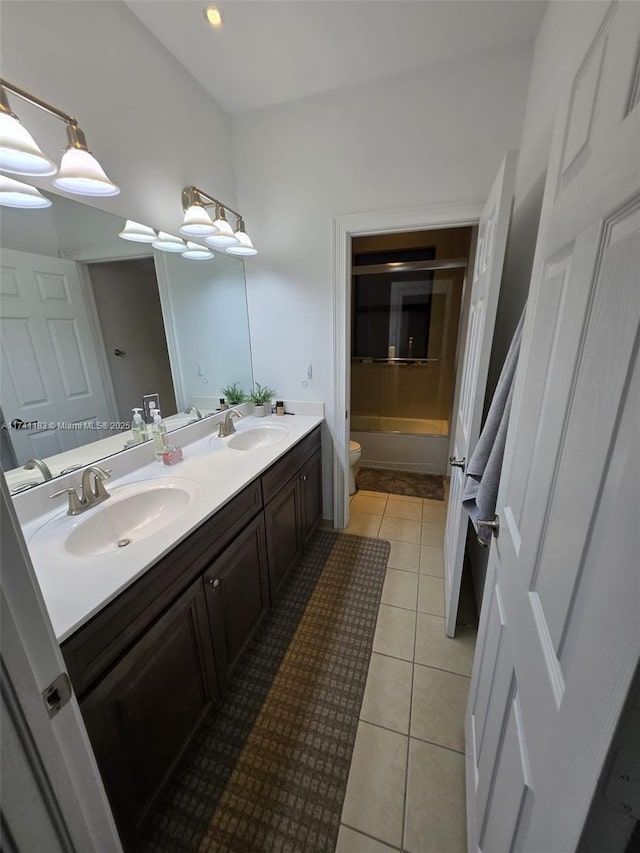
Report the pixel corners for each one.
[131,408,147,445]
[152,410,168,461]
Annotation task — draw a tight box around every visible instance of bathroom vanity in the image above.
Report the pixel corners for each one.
[18,414,323,845]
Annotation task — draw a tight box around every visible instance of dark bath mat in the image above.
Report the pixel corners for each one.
[356,467,445,500]
[138,530,390,853]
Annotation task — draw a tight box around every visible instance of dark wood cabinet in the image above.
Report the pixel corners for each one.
[264,474,303,600]
[264,445,322,601]
[204,513,270,688]
[299,449,323,546]
[79,578,218,845]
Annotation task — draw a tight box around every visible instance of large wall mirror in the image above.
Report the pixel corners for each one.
[0,190,253,493]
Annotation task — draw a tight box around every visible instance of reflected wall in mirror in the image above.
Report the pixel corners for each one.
[0,190,253,492]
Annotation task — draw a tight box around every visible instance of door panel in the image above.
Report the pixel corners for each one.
[444,151,517,636]
[0,249,113,464]
[466,4,640,850]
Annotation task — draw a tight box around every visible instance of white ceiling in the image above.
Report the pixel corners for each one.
[125,0,547,114]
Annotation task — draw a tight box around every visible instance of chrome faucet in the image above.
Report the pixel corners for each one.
[23,458,54,481]
[185,405,203,420]
[218,409,243,438]
[50,465,112,516]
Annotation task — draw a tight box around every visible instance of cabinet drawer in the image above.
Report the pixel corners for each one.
[62,480,262,697]
[261,426,321,504]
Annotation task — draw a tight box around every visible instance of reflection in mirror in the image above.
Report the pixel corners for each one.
[0,190,253,493]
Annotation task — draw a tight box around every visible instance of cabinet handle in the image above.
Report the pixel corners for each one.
[209,578,220,588]
[300,474,307,481]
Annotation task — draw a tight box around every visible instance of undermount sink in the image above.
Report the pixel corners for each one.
[226,424,289,451]
[30,478,201,558]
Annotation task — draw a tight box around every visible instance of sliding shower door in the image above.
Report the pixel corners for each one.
[351,260,466,469]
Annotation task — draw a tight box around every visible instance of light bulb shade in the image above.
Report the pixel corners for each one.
[179,204,219,237]
[153,231,186,252]
[0,112,57,176]
[0,175,52,208]
[118,220,157,242]
[226,229,258,256]
[53,147,119,197]
[182,241,214,260]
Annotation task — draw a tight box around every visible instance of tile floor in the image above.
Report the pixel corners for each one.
[338,487,477,853]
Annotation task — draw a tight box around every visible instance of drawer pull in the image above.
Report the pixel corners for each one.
[209,578,220,588]
[300,474,307,481]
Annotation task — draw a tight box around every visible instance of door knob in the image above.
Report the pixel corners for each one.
[449,456,466,470]
[114,348,126,357]
[477,515,500,545]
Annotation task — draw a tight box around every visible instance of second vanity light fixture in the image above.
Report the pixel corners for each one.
[0,78,119,201]
[180,185,258,256]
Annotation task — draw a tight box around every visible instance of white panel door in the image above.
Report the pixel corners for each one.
[466,4,640,850]
[0,248,113,466]
[444,151,516,637]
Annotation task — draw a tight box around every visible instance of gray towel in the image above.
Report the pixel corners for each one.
[463,308,525,545]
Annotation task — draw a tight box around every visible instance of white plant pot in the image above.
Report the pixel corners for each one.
[254,404,268,418]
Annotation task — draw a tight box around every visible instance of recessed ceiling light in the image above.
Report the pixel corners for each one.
[204,5,223,28]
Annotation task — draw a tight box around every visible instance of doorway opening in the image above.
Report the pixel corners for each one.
[85,257,177,422]
[349,226,474,491]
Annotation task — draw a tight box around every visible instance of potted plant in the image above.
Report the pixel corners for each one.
[220,382,246,406]
[249,382,276,418]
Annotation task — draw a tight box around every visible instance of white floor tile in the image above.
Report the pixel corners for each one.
[384,499,423,522]
[420,545,444,577]
[346,512,383,538]
[360,653,413,734]
[417,574,445,617]
[410,665,469,752]
[373,605,416,661]
[414,613,476,677]
[404,739,467,853]
[351,494,388,516]
[379,516,422,544]
[381,569,419,610]
[386,539,420,573]
[422,502,447,524]
[421,521,445,547]
[341,721,407,848]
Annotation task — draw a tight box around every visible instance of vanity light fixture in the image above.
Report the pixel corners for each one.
[179,187,218,237]
[182,241,215,260]
[0,174,52,208]
[0,78,119,197]
[118,219,157,243]
[180,185,258,255]
[153,231,187,253]
[226,217,258,256]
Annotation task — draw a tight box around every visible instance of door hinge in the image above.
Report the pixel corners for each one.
[42,672,73,719]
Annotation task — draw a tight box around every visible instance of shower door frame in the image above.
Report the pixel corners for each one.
[331,202,482,529]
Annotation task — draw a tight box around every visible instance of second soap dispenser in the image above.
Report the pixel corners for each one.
[152,410,168,461]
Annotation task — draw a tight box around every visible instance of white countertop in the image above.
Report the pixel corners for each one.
[21,413,323,643]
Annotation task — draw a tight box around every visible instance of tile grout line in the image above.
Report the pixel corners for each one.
[371,649,470,679]
[340,821,402,851]
[357,717,466,758]
[400,558,420,853]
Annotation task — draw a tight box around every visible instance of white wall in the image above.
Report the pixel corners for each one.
[466,0,613,600]
[232,43,535,517]
[0,1,237,235]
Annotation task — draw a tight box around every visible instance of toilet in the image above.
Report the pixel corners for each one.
[348,440,361,495]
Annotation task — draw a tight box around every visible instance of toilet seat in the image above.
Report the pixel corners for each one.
[349,440,361,455]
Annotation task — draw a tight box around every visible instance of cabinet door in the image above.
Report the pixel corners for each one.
[204,514,270,688]
[79,579,218,845]
[299,449,322,548]
[264,475,303,601]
